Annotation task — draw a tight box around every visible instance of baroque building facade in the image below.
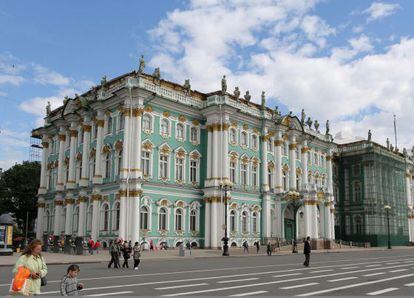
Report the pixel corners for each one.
[33,64,337,249]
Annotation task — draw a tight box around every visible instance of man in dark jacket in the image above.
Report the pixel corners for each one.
[303,236,311,267]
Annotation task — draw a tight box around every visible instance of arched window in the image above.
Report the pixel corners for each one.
[241,163,247,186]
[230,128,237,144]
[160,154,168,179]
[113,202,120,231]
[252,164,258,187]
[105,154,111,179]
[161,119,169,135]
[116,150,122,177]
[241,132,248,146]
[175,209,183,231]
[230,161,236,183]
[86,205,93,231]
[143,114,152,131]
[175,157,184,181]
[230,210,236,232]
[140,206,149,230]
[242,211,248,233]
[176,123,184,140]
[353,181,361,201]
[252,135,258,149]
[190,210,197,231]
[190,127,198,143]
[106,116,113,135]
[119,115,125,130]
[252,212,258,233]
[72,206,79,232]
[190,159,198,184]
[101,204,109,231]
[159,207,167,230]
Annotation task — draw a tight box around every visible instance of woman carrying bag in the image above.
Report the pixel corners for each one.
[132,242,141,270]
[11,239,48,296]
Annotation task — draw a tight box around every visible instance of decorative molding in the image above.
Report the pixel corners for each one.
[163,111,170,118]
[82,125,92,132]
[91,194,102,201]
[37,202,46,208]
[192,119,200,126]
[144,105,153,113]
[58,134,66,141]
[178,115,186,122]
[96,119,105,127]
[289,143,297,150]
[42,142,49,148]
[69,130,78,137]
[301,146,310,153]
[55,200,64,206]
[64,198,75,205]
[274,140,283,146]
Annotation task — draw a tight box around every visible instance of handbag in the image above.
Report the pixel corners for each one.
[10,266,31,294]
[41,276,47,286]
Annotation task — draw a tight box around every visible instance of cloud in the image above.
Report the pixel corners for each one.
[145,1,414,152]
[0,53,25,86]
[364,2,400,22]
[0,128,29,170]
[32,63,71,86]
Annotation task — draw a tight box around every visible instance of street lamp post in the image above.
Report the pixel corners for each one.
[220,180,233,257]
[384,205,391,249]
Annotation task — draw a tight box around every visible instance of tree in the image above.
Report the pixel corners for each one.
[0,161,40,233]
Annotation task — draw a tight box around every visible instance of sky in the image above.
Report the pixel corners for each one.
[1,0,414,170]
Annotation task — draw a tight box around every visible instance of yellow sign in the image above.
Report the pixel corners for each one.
[7,225,13,245]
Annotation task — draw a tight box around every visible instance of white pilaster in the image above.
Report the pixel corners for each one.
[275,131,283,194]
[262,194,271,238]
[53,197,63,236]
[78,196,87,237]
[210,199,218,248]
[302,141,309,189]
[64,196,74,235]
[80,120,91,187]
[91,195,100,241]
[206,129,212,179]
[67,123,78,189]
[56,128,66,191]
[36,199,45,239]
[38,137,49,195]
[93,111,104,184]
[204,200,211,248]
[289,135,297,190]
[261,127,269,192]
[212,126,218,180]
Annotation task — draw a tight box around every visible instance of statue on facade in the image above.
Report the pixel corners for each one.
[63,96,69,105]
[301,109,306,126]
[221,75,227,95]
[184,79,191,90]
[244,90,251,101]
[325,120,330,135]
[314,120,320,132]
[403,148,408,156]
[138,55,145,73]
[153,67,161,80]
[390,144,394,151]
[233,86,240,99]
[368,129,372,141]
[46,101,51,116]
[274,106,280,117]
[386,138,390,149]
[100,76,107,87]
[261,91,266,109]
[306,117,313,129]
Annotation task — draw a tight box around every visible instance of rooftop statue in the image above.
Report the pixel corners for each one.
[233,86,240,99]
[325,120,330,135]
[301,109,306,126]
[306,117,313,129]
[221,75,227,94]
[314,120,320,132]
[261,91,266,108]
[274,106,280,117]
[138,55,145,73]
[184,79,191,90]
[386,138,390,149]
[368,129,372,141]
[244,90,251,101]
[390,144,394,151]
[46,101,51,116]
[153,67,161,80]
[403,148,408,156]
[101,76,107,87]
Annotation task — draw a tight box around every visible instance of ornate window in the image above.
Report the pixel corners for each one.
[190,160,197,184]
[176,123,185,141]
[252,164,258,187]
[230,161,236,184]
[190,127,198,143]
[252,211,258,233]
[252,135,258,150]
[353,181,361,201]
[159,153,169,179]
[175,209,183,231]
[161,118,169,136]
[241,132,248,147]
[76,159,82,182]
[140,206,149,230]
[242,211,248,233]
[241,164,248,186]
[106,116,112,135]
[116,150,122,177]
[355,215,363,234]
[101,204,109,231]
[143,114,152,132]
[113,202,120,231]
[230,210,236,232]
[296,175,301,190]
[190,210,197,232]
[142,151,151,177]
[175,157,184,182]
[283,143,288,156]
[159,207,167,230]
[105,154,111,179]
[230,128,237,144]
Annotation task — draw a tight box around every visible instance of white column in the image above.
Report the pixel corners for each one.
[222,124,229,180]
[80,122,91,187]
[302,141,309,189]
[204,200,211,248]
[327,154,334,195]
[78,196,87,237]
[67,123,78,189]
[261,128,269,192]
[206,128,212,180]
[36,199,45,239]
[303,201,318,239]
[289,135,297,190]
[91,195,100,241]
[64,197,74,235]
[406,173,412,209]
[53,199,63,236]
[93,111,104,184]
[38,137,49,195]
[56,128,66,191]
[262,194,271,238]
[274,200,282,238]
[210,199,218,248]
[212,126,218,180]
[131,195,140,244]
[274,133,283,193]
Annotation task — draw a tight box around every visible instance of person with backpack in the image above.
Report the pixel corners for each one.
[108,240,120,269]
[132,242,142,270]
[303,236,311,267]
[122,241,131,268]
[242,241,249,254]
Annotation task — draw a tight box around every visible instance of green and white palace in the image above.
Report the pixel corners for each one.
[32,60,414,248]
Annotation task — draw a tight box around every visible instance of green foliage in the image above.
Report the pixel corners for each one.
[0,161,40,231]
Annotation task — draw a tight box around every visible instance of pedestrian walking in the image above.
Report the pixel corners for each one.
[11,239,48,296]
[242,241,249,254]
[132,242,142,270]
[303,236,311,267]
[60,264,84,296]
[122,241,131,268]
[108,240,120,269]
[267,242,272,256]
[255,241,260,254]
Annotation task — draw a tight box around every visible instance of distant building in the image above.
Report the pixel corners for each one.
[334,140,414,246]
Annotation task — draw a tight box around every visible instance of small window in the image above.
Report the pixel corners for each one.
[159,207,167,230]
[143,114,152,132]
[190,127,198,143]
[161,119,169,135]
[175,209,183,231]
[230,129,237,144]
[140,206,149,230]
[241,132,248,147]
[106,117,113,135]
[176,123,185,140]
[230,161,236,183]
[241,164,247,186]
[190,210,197,231]
[242,211,248,233]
